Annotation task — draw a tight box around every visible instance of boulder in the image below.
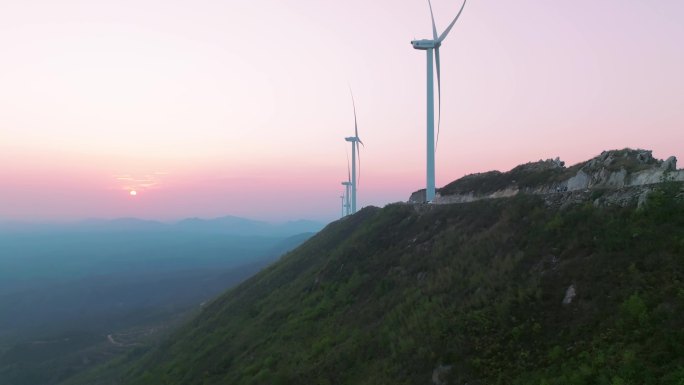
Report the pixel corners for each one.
[662,156,677,171]
[562,284,576,305]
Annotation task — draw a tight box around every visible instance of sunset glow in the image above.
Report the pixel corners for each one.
[1,0,682,222]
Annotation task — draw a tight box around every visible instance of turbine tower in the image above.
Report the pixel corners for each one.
[341,181,352,216]
[340,148,353,217]
[411,0,466,202]
[345,90,363,213]
[339,193,345,218]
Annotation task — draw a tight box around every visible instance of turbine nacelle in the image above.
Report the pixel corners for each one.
[341,181,352,186]
[411,39,440,50]
[345,136,361,143]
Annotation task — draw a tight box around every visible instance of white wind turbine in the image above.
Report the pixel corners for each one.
[345,90,363,213]
[411,0,467,202]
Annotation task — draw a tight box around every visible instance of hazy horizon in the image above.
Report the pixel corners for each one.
[0,214,324,224]
[2,0,683,222]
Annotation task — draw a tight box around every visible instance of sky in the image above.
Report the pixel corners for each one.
[1,0,682,222]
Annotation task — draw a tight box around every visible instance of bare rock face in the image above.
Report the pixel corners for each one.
[605,168,628,188]
[409,149,684,207]
[570,149,664,190]
[566,170,591,191]
[629,169,668,186]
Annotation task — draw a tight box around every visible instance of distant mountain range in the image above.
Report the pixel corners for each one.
[0,216,325,237]
[174,216,325,236]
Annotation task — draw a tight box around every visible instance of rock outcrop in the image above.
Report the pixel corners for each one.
[409,149,684,206]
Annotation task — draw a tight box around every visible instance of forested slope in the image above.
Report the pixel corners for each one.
[117,183,684,385]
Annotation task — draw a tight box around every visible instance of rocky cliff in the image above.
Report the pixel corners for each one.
[409,149,684,207]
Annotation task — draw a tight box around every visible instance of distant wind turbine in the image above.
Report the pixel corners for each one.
[345,90,363,213]
[411,0,467,202]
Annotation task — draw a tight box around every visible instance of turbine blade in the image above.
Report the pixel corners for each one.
[438,0,466,42]
[350,89,359,139]
[346,146,351,183]
[427,0,438,41]
[435,46,442,149]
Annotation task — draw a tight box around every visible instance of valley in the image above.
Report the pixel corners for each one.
[0,218,320,385]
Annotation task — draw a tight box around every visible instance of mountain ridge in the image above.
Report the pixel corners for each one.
[410,148,683,205]
[0,216,324,237]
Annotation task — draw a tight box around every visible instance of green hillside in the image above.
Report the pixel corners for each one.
[111,182,683,385]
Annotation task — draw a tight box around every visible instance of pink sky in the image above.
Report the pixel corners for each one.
[1,0,683,222]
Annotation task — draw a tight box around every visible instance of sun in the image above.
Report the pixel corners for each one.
[129,190,137,196]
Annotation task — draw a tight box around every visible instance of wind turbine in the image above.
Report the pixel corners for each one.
[411,0,466,202]
[345,90,363,213]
